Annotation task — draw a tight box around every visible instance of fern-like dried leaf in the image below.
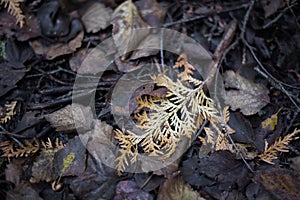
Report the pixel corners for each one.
[115,75,217,171]
[0,101,17,124]
[0,138,39,158]
[0,0,25,27]
[259,129,299,164]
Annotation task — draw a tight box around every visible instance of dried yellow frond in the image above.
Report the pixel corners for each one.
[115,74,217,171]
[0,101,17,124]
[0,138,39,157]
[41,138,64,150]
[173,53,195,79]
[259,129,299,164]
[0,0,25,27]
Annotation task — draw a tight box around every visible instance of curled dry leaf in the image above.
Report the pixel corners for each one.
[157,176,205,200]
[81,2,112,33]
[45,103,93,132]
[30,30,84,60]
[223,70,269,115]
[111,0,149,59]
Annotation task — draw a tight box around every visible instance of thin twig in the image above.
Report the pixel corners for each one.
[254,66,300,111]
[163,3,249,27]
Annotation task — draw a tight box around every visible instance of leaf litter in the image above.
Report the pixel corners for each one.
[0,0,300,199]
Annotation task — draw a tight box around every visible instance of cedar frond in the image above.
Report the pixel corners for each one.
[42,138,64,150]
[0,0,25,27]
[1,137,64,158]
[173,53,195,80]
[0,138,39,157]
[259,129,299,164]
[115,73,218,171]
[0,101,17,124]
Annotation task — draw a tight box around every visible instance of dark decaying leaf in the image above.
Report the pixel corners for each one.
[157,176,205,200]
[5,39,33,69]
[228,112,255,144]
[181,151,251,199]
[54,136,86,177]
[114,180,154,200]
[70,154,118,200]
[13,111,42,137]
[6,183,42,200]
[255,166,300,200]
[0,63,25,97]
[223,70,269,115]
[0,11,41,41]
[81,2,112,33]
[134,173,164,192]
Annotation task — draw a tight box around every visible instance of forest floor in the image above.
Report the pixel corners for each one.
[0,0,300,199]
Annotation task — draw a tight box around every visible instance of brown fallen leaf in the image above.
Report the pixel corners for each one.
[255,167,300,200]
[30,30,84,60]
[157,175,205,200]
[81,2,112,33]
[77,38,116,75]
[45,103,93,132]
[223,70,269,115]
[111,0,149,59]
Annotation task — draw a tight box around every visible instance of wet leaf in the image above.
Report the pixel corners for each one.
[157,176,205,200]
[223,70,269,115]
[81,2,112,33]
[30,30,84,60]
[111,0,149,59]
